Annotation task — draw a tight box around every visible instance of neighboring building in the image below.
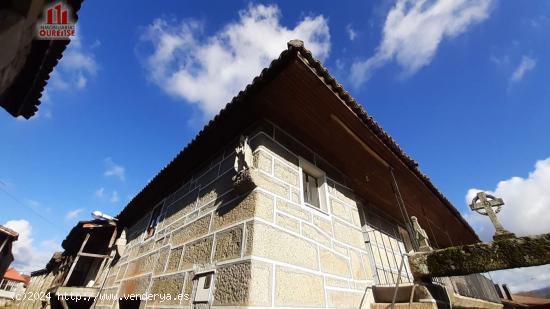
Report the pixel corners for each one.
[0,0,83,119]
[0,225,18,278]
[502,295,550,309]
[0,268,29,306]
[22,40,503,309]
[497,284,550,309]
[22,252,65,309]
[21,219,116,309]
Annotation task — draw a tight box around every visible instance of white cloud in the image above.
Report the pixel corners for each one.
[43,109,53,119]
[510,56,536,83]
[3,219,61,272]
[94,187,105,198]
[47,29,99,91]
[49,30,98,91]
[140,4,330,117]
[27,199,41,211]
[346,24,357,41]
[109,190,120,203]
[104,157,125,181]
[527,15,550,29]
[23,199,51,213]
[351,0,493,86]
[95,187,119,203]
[489,265,550,293]
[464,157,550,241]
[90,39,102,49]
[40,30,98,118]
[464,158,550,292]
[65,208,84,220]
[489,54,509,67]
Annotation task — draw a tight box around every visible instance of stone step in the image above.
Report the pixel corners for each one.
[371,302,438,309]
[372,284,451,309]
[373,284,418,303]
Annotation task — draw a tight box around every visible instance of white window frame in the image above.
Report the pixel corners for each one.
[359,208,413,285]
[193,271,215,304]
[142,200,164,242]
[298,157,329,214]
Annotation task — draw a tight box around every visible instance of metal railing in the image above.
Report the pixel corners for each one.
[390,252,415,309]
[433,273,501,304]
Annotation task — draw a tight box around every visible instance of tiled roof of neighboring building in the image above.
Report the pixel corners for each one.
[117,40,477,240]
[3,268,29,285]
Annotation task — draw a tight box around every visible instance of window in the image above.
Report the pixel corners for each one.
[362,210,413,285]
[203,274,212,289]
[299,158,328,212]
[0,279,17,292]
[145,204,162,239]
[193,272,214,303]
[0,279,7,290]
[303,171,320,208]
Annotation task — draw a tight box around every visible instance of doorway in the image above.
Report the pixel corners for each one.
[119,298,141,309]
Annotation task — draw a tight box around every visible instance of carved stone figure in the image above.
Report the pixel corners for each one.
[411,216,433,252]
[234,135,253,173]
[232,135,256,194]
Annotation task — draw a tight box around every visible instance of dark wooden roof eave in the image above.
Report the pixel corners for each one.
[0,40,68,118]
[116,40,478,243]
[0,0,84,119]
[290,45,479,242]
[116,47,297,227]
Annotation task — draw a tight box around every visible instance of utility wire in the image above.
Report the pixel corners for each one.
[0,180,61,230]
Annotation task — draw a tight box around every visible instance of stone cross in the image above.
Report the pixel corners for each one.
[411,216,433,252]
[470,192,515,240]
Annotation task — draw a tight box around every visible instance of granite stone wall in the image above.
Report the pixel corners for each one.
[94,141,249,309]
[92,120,374,309]
[245,123,373,309]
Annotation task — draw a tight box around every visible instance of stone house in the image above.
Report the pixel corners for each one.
[23,40,501,309]
[20,220,116,309]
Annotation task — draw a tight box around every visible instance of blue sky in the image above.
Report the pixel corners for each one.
[1,0,549,291]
